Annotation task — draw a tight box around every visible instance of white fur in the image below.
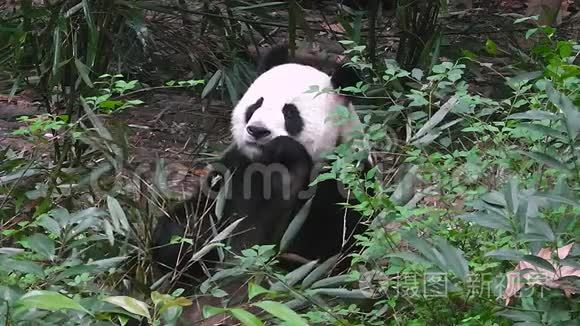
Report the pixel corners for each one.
[231,63,361,161]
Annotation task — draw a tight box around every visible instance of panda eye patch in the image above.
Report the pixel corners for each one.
[282,103,304,136]
[245,97,264,123]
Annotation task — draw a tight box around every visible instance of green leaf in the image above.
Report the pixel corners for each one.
[518,151,571,173]
[457,212,512,231]
[81,0,97,66]
[532,193,579,207]
[271,260,318,291]
[279,198,313,253]
[390,165,419,205]
[26,233,55,260]
[214,177,228,220]
[517,123,565,141]
[189,217,245,263]
[253,301,308,326]
[485,39,498,56]
[403,231,437,264]
[80,97,112,140]
[52,27,62,78]
[497,309,541,322]
[406,90,429,107]
[506,110,557,120]
[89,256,128,271]
[485,249,523,261]
[104,219,115,245]
[525,218,555,241]
[74,58,93,88]
[502,178,520,216]
[311,274,354,289]
[434,237,469,281]
[103,296,150,319]
[107,196,130,233]
[302,255,340,288]
[508,71,543,86]
[0,256,44,276]
[546,83,580,138]
[514,16,538,24]
[411,68,423,81]
[525,28,538,39]
[202,70,222,99]
[229,308,264,326]
[0,285,23,303]
[481,191,507,208]
[17,290,90,314]
[522,255,556,273]
[385,252,431,265]
[435,238,469,281]
[310,288,374,299]
[224,72,239,105]
[248,283,271,300]
[413,96,457,141]
[37,215,62,235]
[203,305,226,318]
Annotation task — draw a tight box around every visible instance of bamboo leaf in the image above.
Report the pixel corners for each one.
[302,254,340,288]
[18,290,89,314]
[253,301,308,326]
[271,260,318,291]
[310,288,375,299]
[434,237,469,281]
[457,212,513,232]
[518,151,571,173]
[189,217,245,263]
[506,110,557,120]
[412,96,457,141]
[229,308,264,326]
[103,296,150,319]
[522,254,556,273]
[279,197,313,253]
[546,83,580,138]
[202,70,222,98]
[107,196,130,233]
[485,249,523,261]
[311,274,354,289]
[26,233,55,260]
[248,283,271,300]
[74,58,93,88]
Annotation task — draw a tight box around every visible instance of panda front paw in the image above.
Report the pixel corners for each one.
[261,136,312,166]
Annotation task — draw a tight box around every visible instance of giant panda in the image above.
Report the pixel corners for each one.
[152,45,370,289]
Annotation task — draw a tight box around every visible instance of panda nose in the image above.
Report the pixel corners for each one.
[246,125,271,139]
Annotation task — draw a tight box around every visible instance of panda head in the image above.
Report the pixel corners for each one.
[231,46,362,162]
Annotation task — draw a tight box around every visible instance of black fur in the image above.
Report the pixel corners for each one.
[220,136,314,255]
[256,45,289,75]
[330,64,361,94]
[245,97,264,123]
[282,103,304,136]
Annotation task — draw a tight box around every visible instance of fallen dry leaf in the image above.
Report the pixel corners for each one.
[321,22,346,34]
[503,243,579,305]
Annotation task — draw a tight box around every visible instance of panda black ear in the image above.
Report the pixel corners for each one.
[330,64,360,93]
[257,45,289,75]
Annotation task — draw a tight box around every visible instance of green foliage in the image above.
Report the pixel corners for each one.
[282,22,579,325]
[84,74,204,114]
